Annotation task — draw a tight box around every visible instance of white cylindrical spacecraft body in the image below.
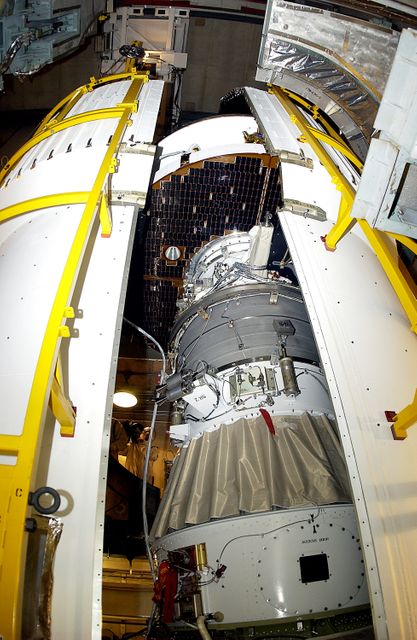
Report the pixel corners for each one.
[149,90,417,640]
[151,223,370,630]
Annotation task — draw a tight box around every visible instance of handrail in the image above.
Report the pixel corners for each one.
[0,72,146,639]
[269,84,417,336]
[0,72,148,187]
[34,70,145,134]
[0,193,90,223]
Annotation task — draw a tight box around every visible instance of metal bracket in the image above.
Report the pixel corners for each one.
[108,158,119,174]
[110,190,148,207]
[283,198,327,222]
[386,389,417,440]
[49,371,76,438]
[99,192,112,238]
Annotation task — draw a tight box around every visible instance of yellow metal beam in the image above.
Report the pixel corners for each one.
[386,232,417,256]
[0,73,145,639]
[282,88,347,147]
[358,220,417,334]
[270,85,357,250]
[33,71,146,136]
[0,71,148,186]
[0,107,126,185]
[0,434,20,455]
[0,192,89,223]
[86,71,147,90]
[34,85,89,134]
[50,375,76,437]
[50,355,76,437]
[390,389,417,440]
[301,126,363,171]
[99,191,112,237]
[269,85,355,205]
[271,84,417,335]
[325,196,356,251]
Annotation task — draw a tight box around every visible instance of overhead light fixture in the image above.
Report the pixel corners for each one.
[113,391,138,408]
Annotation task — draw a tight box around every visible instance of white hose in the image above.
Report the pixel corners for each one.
[196,616,212,640]
[123,318,166,580]
[142,400,158,581]
[123,317,166,382]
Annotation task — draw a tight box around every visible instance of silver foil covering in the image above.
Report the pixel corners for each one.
[257,0,400,160]
[22,516,63,640]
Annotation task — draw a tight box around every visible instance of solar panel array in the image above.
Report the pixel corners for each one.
[141,153,282,346]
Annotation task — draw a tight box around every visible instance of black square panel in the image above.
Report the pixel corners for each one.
[299,553,330,584]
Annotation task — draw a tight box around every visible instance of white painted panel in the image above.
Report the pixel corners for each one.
[66,80,133,118]
[1,151,103,208]
[155,505,367,625]
[156,116,259,177]
[5,120,118,184]
[112,152,156,198]
[155,143,266,183]
[281,162,341,220]
[35,205,137,640]
[279,211,417,640]
[245,87,301,154]
[124,80,165,144]
[0,206,84,434]
[374,28,417,155]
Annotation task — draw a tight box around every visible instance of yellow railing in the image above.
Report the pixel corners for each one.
[269,85,417,336]
[270,84,417,440]
[0,71,147,639]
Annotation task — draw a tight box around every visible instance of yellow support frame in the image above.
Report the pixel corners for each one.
[269,85,356,246]
[0,71,146,186]
[0,72,147,639]
[270,84,417,337]
[33,85,90,135]
[50,373,77,437]
[0,192,89,223]
[358,221,417,333]
[389,389,417,440]
[50,342,77,438]
[99,191,112,238]
[386,232,417,256]
[1,107,126,185]
[281,88,347,147]
[34,71,142,134]
[300,127,363,171]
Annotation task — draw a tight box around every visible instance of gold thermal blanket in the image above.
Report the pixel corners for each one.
[151,413,351,539]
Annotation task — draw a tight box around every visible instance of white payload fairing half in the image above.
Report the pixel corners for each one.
[0,6,417,639]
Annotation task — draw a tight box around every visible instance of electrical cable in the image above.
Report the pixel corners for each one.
[160,143,200,161]
[184,413,200,422]
[160,149,188,160]
[251,634,309,640]
[123,318,166,582]
[295,368,331,399]
[142,400,158,581]
[199,407,231,423]
[124,317,166,382]
[178,620,198,630]
[216,508,320,565]
[196,615,212,640]
[121,627,149,640]
[3,7,103,78]
[0,34,31,74]
[170,66,183,130]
